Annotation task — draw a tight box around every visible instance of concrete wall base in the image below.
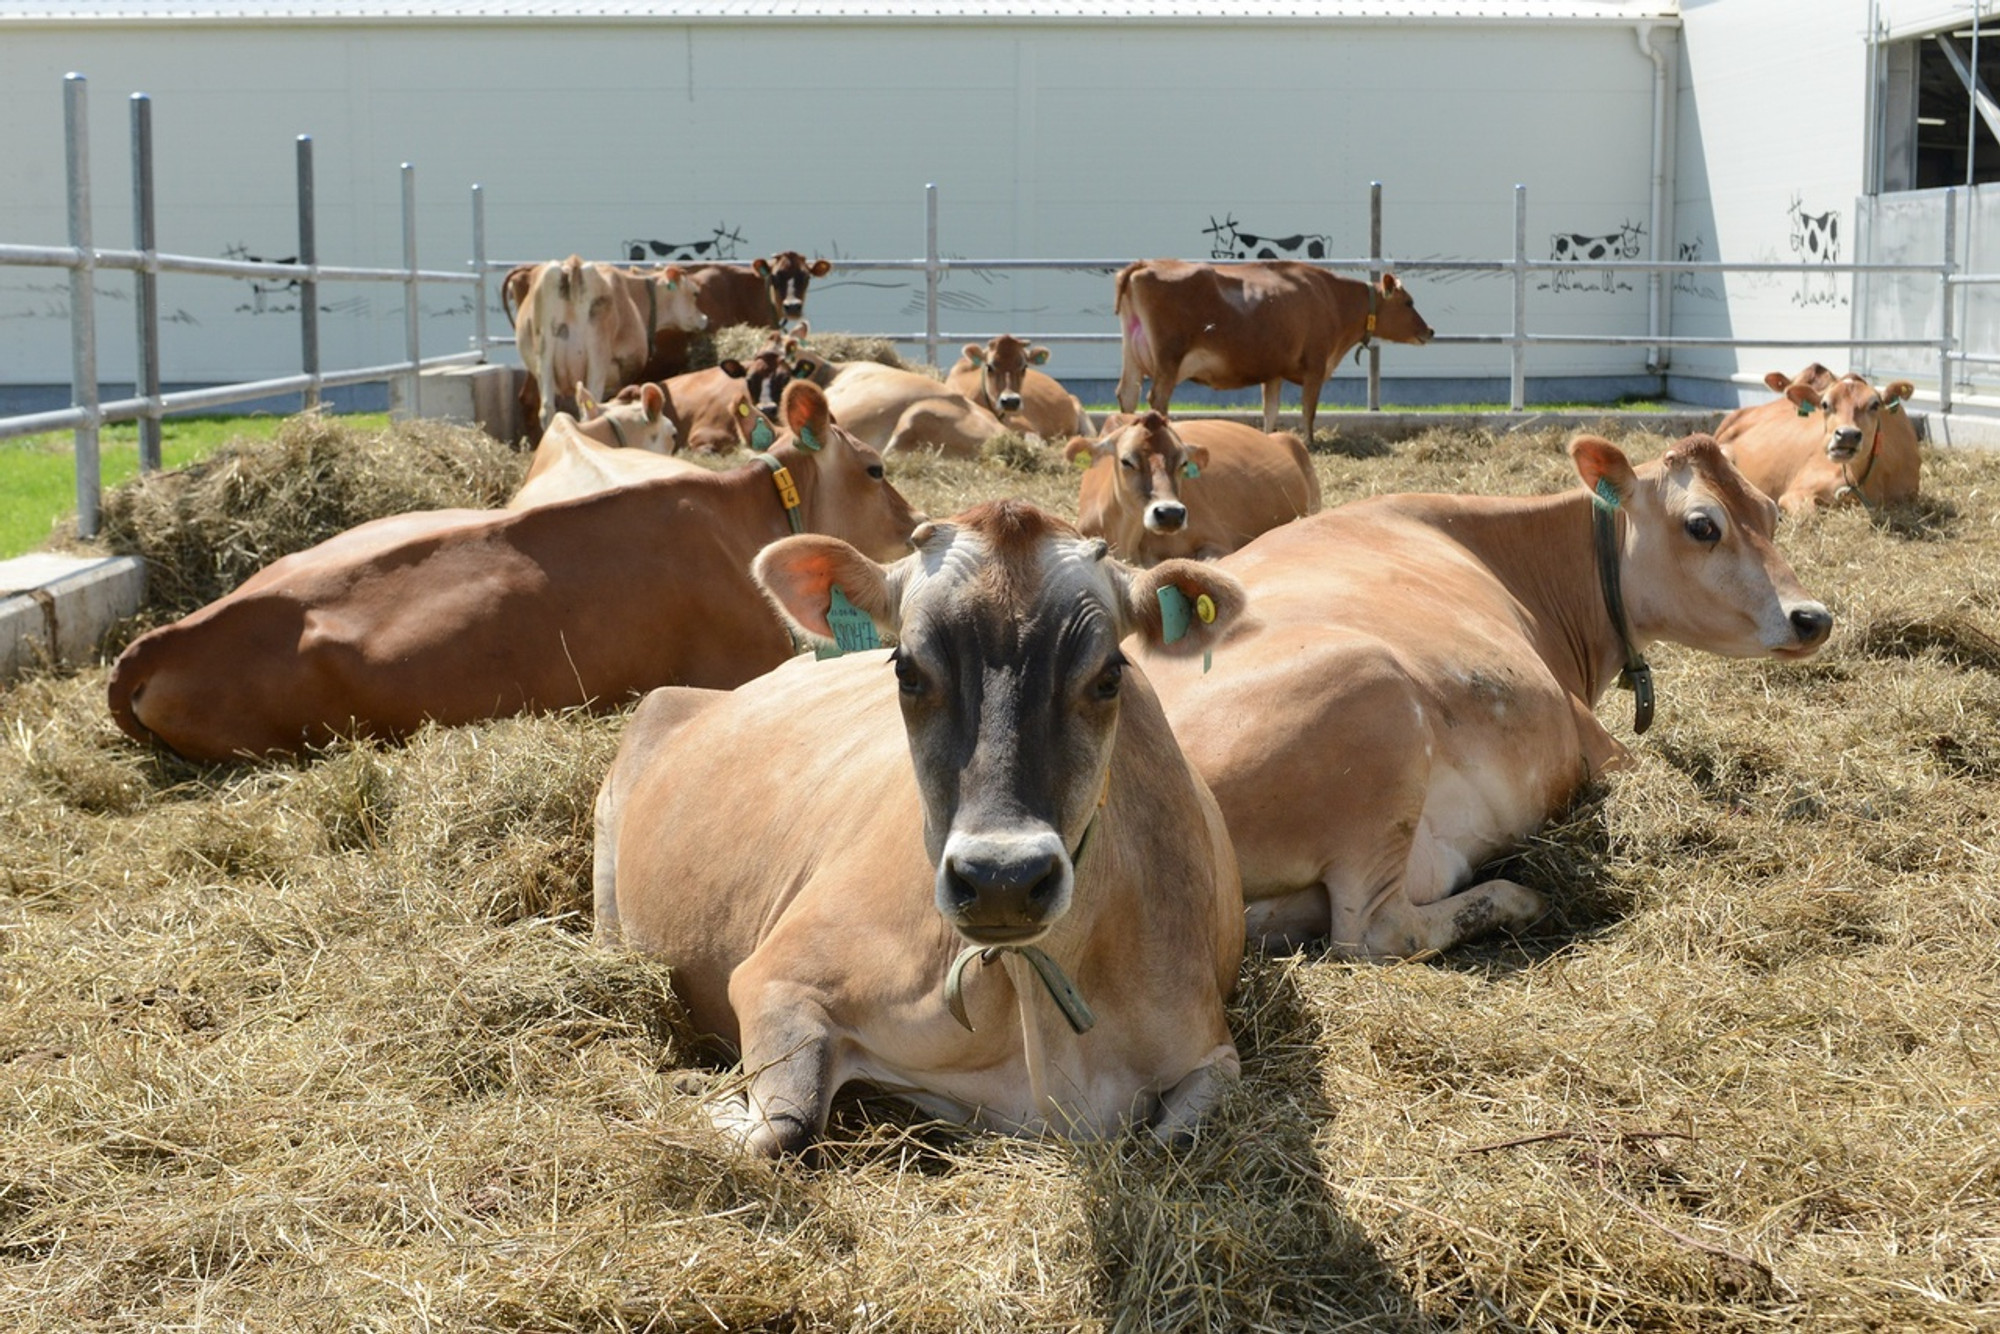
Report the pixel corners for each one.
[391,364,525,444]
[1,553,147,683]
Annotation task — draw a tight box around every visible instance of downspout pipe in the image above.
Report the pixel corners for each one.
[1638,21,1679,375]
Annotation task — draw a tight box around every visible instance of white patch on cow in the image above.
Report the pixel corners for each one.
[1404,755,1549,908]
[1178,348,1230,383]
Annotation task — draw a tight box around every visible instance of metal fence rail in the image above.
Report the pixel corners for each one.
[1,75,1985,542]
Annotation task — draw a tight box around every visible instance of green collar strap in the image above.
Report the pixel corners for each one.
[756,452,804,535]
[1590,486,1655,734]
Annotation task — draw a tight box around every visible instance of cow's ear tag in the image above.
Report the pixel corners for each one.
[1795,400,1819,417]
[1073,449,1093,471]
[1886,395,1905,413]
[1157,585,1212,672]
[798,425,824,453]
[1593,478,1622,510]
[750,417,776,451]
[814,586,882,660]
[1182,460,1201,480]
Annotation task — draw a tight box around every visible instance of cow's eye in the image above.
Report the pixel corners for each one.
[1119,456,1137,471]
[1684,513,1721,544]
[866,464,885,480]
[892,649,925,697]
[1092,659,1124,701]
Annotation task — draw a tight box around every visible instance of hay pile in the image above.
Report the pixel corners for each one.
[711,326,912,374]
[1,418,1996,1330]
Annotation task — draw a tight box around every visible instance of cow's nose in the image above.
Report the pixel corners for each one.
[997,392,1023,413]
[940,846,1065,937]
[1145,501,1189,533]
[1789,605,1833,647]
[1829,427,1864,456]
[781,298,804,316]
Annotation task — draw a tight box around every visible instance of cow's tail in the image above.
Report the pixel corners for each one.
[500,263,535,323]
[105,633,161,748]
[1113,263,1135,319]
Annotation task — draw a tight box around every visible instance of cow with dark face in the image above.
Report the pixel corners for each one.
[594,500,1247,1155]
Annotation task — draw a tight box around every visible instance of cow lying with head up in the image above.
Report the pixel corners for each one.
[595,499,1246,1156]
[108,381,919,763]
[1138,433,1833,958]
[1715,364,1920,513]
[1067,412,1321,563]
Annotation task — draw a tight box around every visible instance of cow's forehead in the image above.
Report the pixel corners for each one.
[987,335,1030,365]
[1653,438,1777,531]
[904,506,1117,640]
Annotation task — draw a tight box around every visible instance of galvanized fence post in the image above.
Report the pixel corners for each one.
[1942,187,1958,414]
[1368,181,1383,412]
[65,73,102,539]
[402,162,420,412]
[471,183,489,359]
[924,182,940,369]
[131,92,162,472]
[1511,184,1528,412]
[297,135,320,410]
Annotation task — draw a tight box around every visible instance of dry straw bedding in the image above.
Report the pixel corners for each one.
[1,411,1997,1331]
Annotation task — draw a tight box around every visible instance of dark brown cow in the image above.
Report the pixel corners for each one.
[944,335,1092,441]
[595,500,1246,1155]
[643,253,835,381]
[1114,259,1433,445]
[107,381,918,763]
[624,337,822,455]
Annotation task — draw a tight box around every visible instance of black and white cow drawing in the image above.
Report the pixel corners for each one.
[1548,220,1645,291]
[1672,235,1721,301]
[621,224,746,265]
[1787,196,1842,308]
[1204,214,1334,261]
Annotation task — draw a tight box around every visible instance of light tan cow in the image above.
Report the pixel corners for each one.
[1065,412,1321,563]
[594,500,1245,1156]
[823,361,1009,458]
[945,335,1093,440]
[1715,364,1920,513]
[507,256,707,437]
[1136,434,1834,958]
[508,385,705,510]
[107,381,919,763]
[1115,259,1433,445]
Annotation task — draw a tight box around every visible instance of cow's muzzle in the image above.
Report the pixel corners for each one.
[1144,500,1189,534]
[1827,427,1864,461]
[936,829,1073,945]
[1787,604,1834,651]
[780,298,805,318]
[997,391,1024,413]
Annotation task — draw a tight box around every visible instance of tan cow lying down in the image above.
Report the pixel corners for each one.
[506,256,707,438]
[1115,259,1433,445]
[107,381,919,763]
[632,337,820,455]
[1066,412,1321,563]
[508,386,706,510]
[595,500,1246,1156]
[945,335,1093,441]
[1138,434,1833,959]
[1714,364,1920,513]
[823,361,1008,458]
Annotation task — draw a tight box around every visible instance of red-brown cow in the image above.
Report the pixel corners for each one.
[1114,260,1433,445]
[107,381,919,763]
[1715,365,1920,513]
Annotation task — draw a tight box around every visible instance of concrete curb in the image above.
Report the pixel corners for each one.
[1,553,148,683]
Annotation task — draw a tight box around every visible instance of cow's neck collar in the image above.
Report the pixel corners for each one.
[1591,484,1655,734]
[753,450,806,535]
[1353,280,1380,364]
[1837,428,1882,506]
[602,412,634,451]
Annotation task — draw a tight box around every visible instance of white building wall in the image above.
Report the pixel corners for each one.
[0,12,1671,401]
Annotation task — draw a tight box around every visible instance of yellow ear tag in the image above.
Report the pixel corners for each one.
[1072,450,1093,471]
[1194,594,1216,624]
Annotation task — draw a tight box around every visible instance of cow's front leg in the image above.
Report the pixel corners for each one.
[1261,379,1285,435]
[716,978,840,1157]
[1331,868,1546,959]
[1295,369,1326,448]
[1116,324,1145,414]
[1151,1041,1241,1146]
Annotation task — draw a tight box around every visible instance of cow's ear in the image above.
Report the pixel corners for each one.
[808,258,832,277]
[753,535,904,646]
[576,382,600,417]
[661,265,684,289]
[1885,380,1916,410]
[1182,443,1211,478]
[640,382,665,420]
[719,359,748,380]
[1380,272,1403,294]
[1785,382,1819,414]
[1063,435,1108,468]
[1569,434,1638,507]
[752,257,772,278]
[1762,371,1792,393]
[792,358,820,382]
[962,342,986,366]
[781,379,834,449]
[1028,345,1052,366]
[1120,559,1245,656]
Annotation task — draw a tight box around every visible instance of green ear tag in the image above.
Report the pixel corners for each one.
[750,417,776,451]
[1795,401,1815,418]
[1158,584,1191,645]
[1593,478,1621,510]
[1182,461,1200,480]
[815,586,882,660]
[798,425,824,453]
[1886,396,1904,413]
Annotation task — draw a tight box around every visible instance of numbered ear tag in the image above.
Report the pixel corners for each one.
[1795,401,1815,417]
[750,417,776,450]
[1182,461,1201,480]
[1593,478,1621,510]
[815,586,883,660]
